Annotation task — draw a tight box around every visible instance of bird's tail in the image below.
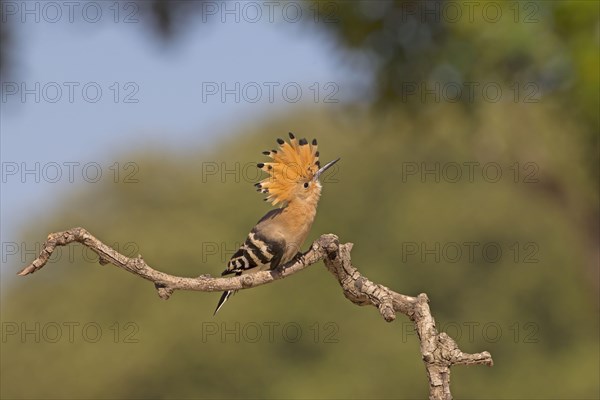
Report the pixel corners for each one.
[214,290,236,316]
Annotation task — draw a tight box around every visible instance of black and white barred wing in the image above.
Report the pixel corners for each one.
[222,230,285,276]
[214,231,285,315]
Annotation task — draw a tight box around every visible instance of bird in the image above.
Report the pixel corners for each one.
[213,132,340,315]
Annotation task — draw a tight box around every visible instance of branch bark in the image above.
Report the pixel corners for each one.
[18,227,493,399]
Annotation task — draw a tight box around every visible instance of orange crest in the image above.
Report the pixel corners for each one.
[255,133,320,205]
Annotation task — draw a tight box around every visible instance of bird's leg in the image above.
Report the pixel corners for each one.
[292,251,304,263]
[279,252,304,272]
[289,251,307,267]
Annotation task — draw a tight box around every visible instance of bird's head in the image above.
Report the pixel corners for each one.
[255,133,340,207]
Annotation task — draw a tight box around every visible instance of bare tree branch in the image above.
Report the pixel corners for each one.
[18,227,493,399]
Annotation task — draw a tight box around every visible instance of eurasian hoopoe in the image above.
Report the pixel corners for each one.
[214,132,340,315]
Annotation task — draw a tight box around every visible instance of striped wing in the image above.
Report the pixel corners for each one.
[214,230,285,315]
[222,230,285,276]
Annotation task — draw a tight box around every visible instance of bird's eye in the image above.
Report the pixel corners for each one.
[303,182,309,189]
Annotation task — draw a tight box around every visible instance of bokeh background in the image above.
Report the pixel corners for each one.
[1,1,598,398]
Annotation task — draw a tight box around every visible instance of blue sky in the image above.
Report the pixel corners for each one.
[1,4,366,263]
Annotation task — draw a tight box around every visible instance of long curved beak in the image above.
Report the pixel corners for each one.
[314,157,340,181]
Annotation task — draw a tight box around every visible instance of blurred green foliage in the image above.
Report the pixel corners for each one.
[2,0,599,399]
[311,0,599,178]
